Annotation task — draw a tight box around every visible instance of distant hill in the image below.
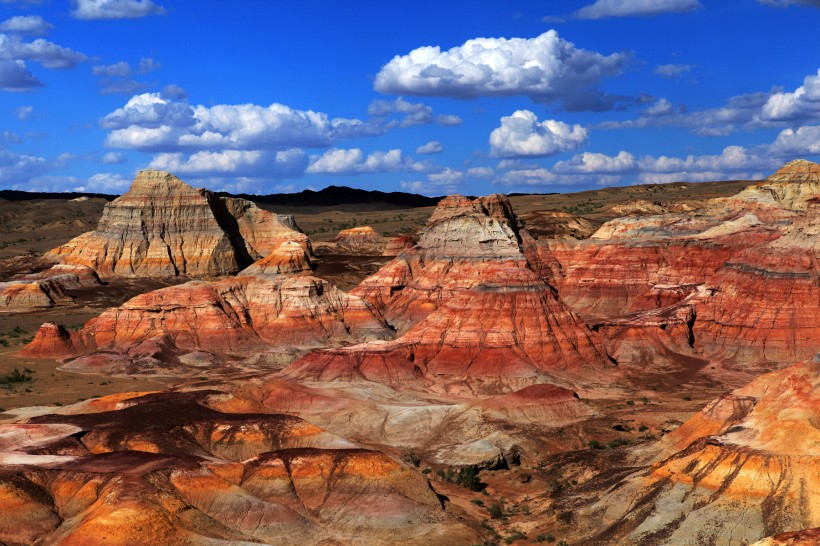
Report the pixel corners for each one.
[218,185,442,208]
[0,190,117,201]
[0,185,444,209]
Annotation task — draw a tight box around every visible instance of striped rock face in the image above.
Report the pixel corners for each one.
[0,390,473,546]
[286,193,610,393]
[47,170,310,279]
[578,358,820,546]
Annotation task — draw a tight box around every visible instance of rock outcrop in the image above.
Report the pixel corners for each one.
[46,170,311,278]
[576,358,820,545]
[314,226,416,256]
[25,267,393,375]
[284,194,609,392]
[0,390,474,545]
[0,279,73,312]
[548,160,820,371]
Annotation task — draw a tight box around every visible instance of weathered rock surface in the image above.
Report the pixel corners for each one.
[0,390,473,545]
[0,279,73,312]
[239,241,312,276]
[18,322,75,358]
[314,226,416,256]
[548,159,820,371]
[46,170,310,278]
[24,270,393,376]
[575,358,820,545]
[285,194,609,392]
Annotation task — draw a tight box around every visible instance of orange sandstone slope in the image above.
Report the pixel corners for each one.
[285,194,610,392]
[574,358,820,546]
[46,169,311,278]
[0,390,474,545]
[24,243,393,376]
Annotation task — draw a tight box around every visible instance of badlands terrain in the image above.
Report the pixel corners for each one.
[0,163,817,545]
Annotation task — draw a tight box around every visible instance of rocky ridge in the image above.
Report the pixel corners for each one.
[47,170,311,279]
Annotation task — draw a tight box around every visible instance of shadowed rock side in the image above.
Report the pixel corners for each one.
[0,391,474,545]
[752,528,820,546]
[284,194,609,393]
[46,170,311,278]
[548,159,820,371]
[24,243,393,376]
[0,278,73,312]
[571,358,819,546]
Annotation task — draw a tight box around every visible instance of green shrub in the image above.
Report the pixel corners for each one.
[588,440,605,450]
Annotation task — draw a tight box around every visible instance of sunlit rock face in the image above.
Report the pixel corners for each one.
[47,169,311,279]
[285,193,610,393]
[547,159,820,370]
[577,358,820,546]
[0,390,472,545]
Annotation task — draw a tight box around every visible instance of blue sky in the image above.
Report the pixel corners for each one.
[2,0,820,196]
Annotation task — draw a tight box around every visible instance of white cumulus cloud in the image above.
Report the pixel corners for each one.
[0,15,52,36]
[416,141,443,154]
[654,63,693,78]
[306,148,426,175]
[71,0,165,20]
[103,93,375,151]
[0,60,41,90]
[489,110,588,158]
[148,149,308,179]
[0,33,87,69]
[575,0,702,19]
[374,30,625,106]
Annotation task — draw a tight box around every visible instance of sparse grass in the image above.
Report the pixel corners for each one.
[0,368,33,389]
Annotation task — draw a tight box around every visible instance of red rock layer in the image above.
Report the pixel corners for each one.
[25,273,393,375]
[18,322,75,358]
[47,170,310,278]
[548,160,820,370]
[284,194,608,392]
[579,359,820,545]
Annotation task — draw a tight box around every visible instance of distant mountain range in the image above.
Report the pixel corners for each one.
[0,185,448,208]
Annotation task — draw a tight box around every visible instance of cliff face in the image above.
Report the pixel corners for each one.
[577,359,820,545]
[285,194,609,393]
[24,269,393,376]
[46,170,310,279]
[548,159,820,371]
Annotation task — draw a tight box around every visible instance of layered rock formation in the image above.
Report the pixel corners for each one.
[575,358,820,545]
[0,278,73,312]
[46,170,310,278]
[548,160,820,371]
[314,226,416,256]
[285,194,609,392]
[25,265,392,375]
[0,390,473,545]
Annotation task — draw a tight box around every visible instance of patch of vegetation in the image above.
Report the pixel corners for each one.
[433,465,485,491]
[487,502,505,520]
[607,438,631,449]
[471,498,485,506]
[534,533,555,543]
[403,451,421,467]
[588,439,606,450]
[505,529,527,544]
[0,368,33,389]
[639,425,649,432]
